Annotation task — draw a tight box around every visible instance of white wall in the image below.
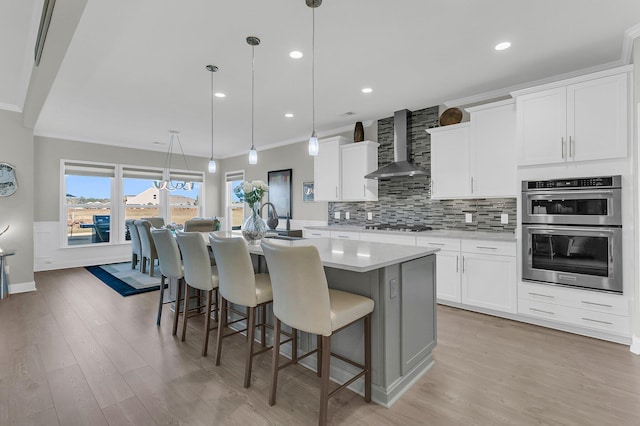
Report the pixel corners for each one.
[632,40,640,353]
[0,110,35,291]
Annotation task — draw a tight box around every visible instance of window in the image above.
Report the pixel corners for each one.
[64,162,115,246]
[225,170,244,230]
[62,160,204,247]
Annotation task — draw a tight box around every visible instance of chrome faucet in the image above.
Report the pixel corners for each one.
[261,202,279,230]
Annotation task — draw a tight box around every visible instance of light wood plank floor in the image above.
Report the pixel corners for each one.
[2,267,640,425]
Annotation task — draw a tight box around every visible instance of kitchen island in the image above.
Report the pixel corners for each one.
[210,233,439,407]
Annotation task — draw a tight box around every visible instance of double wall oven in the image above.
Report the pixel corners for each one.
[522,176,622,293]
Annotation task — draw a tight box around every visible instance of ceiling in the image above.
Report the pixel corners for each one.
[3,0,640,159]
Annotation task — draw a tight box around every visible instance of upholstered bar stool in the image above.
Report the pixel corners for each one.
[209,234,273,388]
[184,219,219,232]
[135,220,159,276]
[151,228,184,329]
[142,217,165,228]
[176,232,219,356]
[261,241,374,426]
[126,219,142,270]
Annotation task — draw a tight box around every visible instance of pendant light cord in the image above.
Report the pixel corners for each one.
[312,6,315,133]
[251,43,255,150]
[210,70,214,159]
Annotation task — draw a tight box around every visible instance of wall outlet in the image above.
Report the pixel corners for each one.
[345,212,350,220]
[389,278,398,299]
[367,212,373,220]
[334,212,340,220]
[465,213,473,223]
[501,213,509,224]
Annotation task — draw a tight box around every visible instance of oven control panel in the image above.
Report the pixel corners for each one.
[523,175,621,190]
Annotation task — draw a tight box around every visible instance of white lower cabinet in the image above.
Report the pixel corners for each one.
[303,229,331,238]
[461,252,517,313]
[416,237,461,303]
[518,281,630,336]
[359,232,416,246]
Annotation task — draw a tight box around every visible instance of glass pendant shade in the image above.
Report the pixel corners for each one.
[208,159,217,173]
[308,131,319,156]
[248,147,258,165]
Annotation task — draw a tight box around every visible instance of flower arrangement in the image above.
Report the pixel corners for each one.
[234,180,269,208]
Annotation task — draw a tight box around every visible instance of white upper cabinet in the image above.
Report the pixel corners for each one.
[314,136,348,201]
[467,100,517,197]
[314,137,378,202]
[514,69,629,166]
[341,141,379,201]
[428,123,471,199]
[427,99,517,199]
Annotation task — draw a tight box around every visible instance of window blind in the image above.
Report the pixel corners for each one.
[64,162,115,178]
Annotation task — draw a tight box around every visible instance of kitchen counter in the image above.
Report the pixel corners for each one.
[304,225,516,242]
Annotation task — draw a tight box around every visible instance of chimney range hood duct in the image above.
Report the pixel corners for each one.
[365,109,429,179]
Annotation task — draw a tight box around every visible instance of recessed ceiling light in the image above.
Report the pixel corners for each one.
[289,51,303,59]
[285,113,294,118]
[362,87,373,94]
[214,92,226,98]
[494,41,511,51]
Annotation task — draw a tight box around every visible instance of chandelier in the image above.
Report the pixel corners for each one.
[153,130,194,191]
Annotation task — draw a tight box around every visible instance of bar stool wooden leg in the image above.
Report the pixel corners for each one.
[269,317,281,406]
[244,306,256,388]
[292,328,298,363]
[316,335,322,377]
[202,289,213,356]
[181,283,190,342]
[156,275,166,326]
[260,304,267,347]
[319,335,331,426]
[215,297,227,366]
[172,278,182,336]
[364,314,372,402]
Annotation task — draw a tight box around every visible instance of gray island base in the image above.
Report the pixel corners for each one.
[177,234,439,407]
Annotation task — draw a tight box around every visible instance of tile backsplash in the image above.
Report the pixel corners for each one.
[328,106,517,232]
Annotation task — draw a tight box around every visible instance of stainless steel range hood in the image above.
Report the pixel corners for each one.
[365,109,429,179]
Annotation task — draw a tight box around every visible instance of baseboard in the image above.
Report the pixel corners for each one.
[9,281,37,294]
[631,334,640,355]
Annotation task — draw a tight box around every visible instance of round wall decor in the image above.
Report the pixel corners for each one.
[0,163,17,197]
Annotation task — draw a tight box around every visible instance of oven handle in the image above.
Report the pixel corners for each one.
[524,225,618,235]
[525,189,614,198]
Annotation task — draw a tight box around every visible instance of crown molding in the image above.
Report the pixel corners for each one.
[0,102,22,113]
[621,22,640,65]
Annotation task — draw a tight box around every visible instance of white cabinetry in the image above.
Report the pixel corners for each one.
[427,99,517,199]
[428,123,470,199]
[340,141,379,201]
[314,137,379,202]
[303,229,331,238]
[461,241,517,313]
[417,237,517,313]
[359,232,416,246]
[514,70,629,166]
[314,136,348,201]
[329,230,360,240]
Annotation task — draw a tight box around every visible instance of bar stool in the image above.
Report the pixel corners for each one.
[261,241,374,426]
[209,234,273,388]
[135,220,159,276]
[151,228,184,330]
[175,232,219,356]
[126,219,142,270]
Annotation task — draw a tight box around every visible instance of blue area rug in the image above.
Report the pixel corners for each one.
[86,263,161,297]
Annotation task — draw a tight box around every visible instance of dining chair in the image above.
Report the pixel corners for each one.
[126,219,142,270]
[261,241,374,426]
[184,218,219,232]
[151,228,184,330]
[176,232,219,356]
[142,217,165,228]
[134,220,159,276]
[209,234,273,388]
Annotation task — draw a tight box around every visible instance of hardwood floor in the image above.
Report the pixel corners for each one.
[2,267,640,425]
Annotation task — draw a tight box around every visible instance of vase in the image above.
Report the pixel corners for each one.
[354,121,364,142]
[242,204,267,245]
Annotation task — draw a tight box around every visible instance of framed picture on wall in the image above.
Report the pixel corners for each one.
[267,169,292,219]
[303,182,314,202]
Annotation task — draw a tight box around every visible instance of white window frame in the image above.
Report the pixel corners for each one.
[225,170,245,231]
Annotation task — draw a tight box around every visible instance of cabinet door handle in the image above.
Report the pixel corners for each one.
[363,183,366,197]
[529,292,554,299]
[530,307,555,315]
[581,301,613,308]
[456,255,459,273]
[561,137,565,159]
[470,176,474,193]
[335,186,338,198]
[569,136,573,157]
[581,317,612,325]
[476,246,498,250]
[462,256,465,273]
[428,242,446,246]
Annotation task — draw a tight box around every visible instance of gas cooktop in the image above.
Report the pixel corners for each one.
[364,224,433,232]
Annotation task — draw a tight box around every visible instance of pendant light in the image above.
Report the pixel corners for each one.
[307,0,322,156]
[206,65,218,174]
[247,36,260,165]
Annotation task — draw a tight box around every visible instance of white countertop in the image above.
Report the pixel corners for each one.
[304,225,517,242]
[207,232,439,273]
